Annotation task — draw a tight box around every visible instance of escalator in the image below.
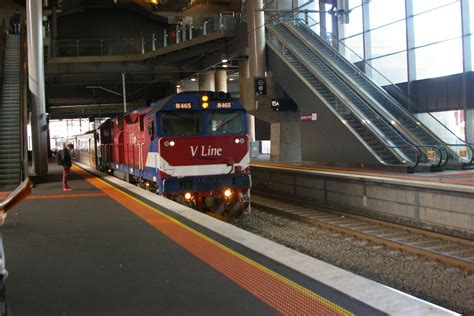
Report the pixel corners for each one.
[0,34,22,188]
[266,24,426,171]
[275,17,472,169]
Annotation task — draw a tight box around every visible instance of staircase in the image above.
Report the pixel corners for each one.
[0,34,22,189]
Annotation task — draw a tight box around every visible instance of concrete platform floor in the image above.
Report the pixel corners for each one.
[0,163,382,315]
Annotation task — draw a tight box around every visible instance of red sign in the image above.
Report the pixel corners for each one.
[159,135,248,166]
[300,113,317,121]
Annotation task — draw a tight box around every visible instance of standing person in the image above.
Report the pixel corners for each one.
[9,15,14,34]
[13,11,21,35]
[59,144,74,191]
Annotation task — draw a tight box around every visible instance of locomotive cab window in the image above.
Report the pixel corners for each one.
[208,110,243,135]
[148,121,155,139]
[139,115,145,131]
[161,112,201,136]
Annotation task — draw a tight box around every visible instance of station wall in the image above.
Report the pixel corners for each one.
[57,8,166,39]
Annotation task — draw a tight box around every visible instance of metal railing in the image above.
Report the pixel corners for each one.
[0,178,32,216]
[50,14,237,58]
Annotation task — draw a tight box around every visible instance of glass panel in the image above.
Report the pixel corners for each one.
[348,0,361,10]
[413,2,461,47]
[208,111,243,135]
[369,21,406,58]
[340,34,364,62]
[415,110,465,142]
[368,0,405,29]
[324,3,333,35]
[414,38,463,80]
[161,112,201,136]
[412,0,459,15]
[341,4,362,38]
[470,0,474,34]
[369,51,408,85]
[470,34,474,71]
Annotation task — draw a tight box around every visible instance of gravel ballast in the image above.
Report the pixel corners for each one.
[233,210,474,315]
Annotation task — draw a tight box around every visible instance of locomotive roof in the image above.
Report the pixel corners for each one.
[144,91,244,119]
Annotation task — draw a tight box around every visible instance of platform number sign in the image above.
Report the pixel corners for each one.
[255,77,267,96]
[271,98,297,111]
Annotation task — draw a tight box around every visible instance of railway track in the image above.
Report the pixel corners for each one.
[251,194,474,271]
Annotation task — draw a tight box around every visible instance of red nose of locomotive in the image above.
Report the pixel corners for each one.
[159,135,249,169]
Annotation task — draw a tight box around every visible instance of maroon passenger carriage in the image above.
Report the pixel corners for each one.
[78,91,251,217]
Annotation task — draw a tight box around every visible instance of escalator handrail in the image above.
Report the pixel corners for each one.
[267,24,426,167]
[283,13,473,150]
[266,31,427,169]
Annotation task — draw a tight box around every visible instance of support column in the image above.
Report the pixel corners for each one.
[51,1,57,39]
[215,69,227,92]
[240,58,256,141]
[461,0,473,143]
[198,71,215,91]
[270,122,301,162]
[319,0,327,40]
[405,0,416,96]
[27,0,48,176]
[246,0,266,79]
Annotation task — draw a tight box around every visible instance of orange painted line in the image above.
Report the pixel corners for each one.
[28,193,107,199]
[252,161,474,185]
[71,165,353,316]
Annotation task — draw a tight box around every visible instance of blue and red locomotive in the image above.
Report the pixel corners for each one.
[75,91,251,217]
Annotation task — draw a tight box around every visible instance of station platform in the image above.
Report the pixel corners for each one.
[251,160,474,238]
[0,162,456,315]
[252,160,474,187]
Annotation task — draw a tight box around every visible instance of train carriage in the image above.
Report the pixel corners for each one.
[75,132,98,169]
[80,91,251,217]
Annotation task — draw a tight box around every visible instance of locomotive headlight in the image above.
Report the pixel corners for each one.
[184,192,192,200]
[202,102,209,109]
[239,138,245,144]
[170,141,175,147]
[201,95,209,102]
[224,189,232,198]
[234,138,240,144]
[164,141,170,147]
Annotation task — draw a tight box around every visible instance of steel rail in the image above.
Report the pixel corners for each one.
[251,193,474,272]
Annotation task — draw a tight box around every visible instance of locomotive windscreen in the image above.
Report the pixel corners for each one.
[208,110,243,135]
[161,111,201,136]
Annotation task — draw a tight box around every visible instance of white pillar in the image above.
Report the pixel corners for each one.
[246,0,266,79]
[27,0,48,176]
[198,71,215,91]
[239,58,256,141]
[215,70,227,92]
